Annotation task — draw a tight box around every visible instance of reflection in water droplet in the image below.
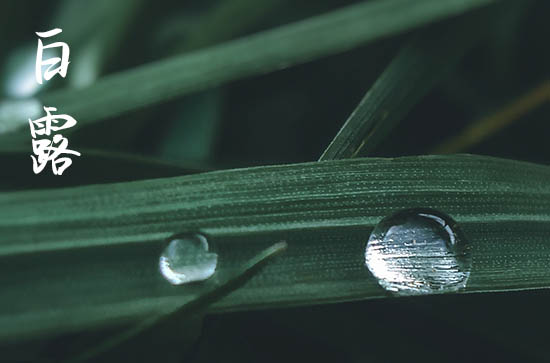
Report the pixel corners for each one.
[159,234,218,285]
[365,209,471,295]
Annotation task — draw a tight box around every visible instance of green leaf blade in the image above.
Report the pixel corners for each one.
[0,0,499,138]
[319,12,490,160]
[2,155,550,341]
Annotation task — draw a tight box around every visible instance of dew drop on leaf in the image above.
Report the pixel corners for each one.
[159,234,218,285]
[365,208,472,295]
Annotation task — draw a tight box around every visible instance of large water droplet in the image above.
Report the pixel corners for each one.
[365,209,471,295]
[159,234,218,285]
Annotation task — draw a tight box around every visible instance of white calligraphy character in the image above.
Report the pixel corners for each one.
[28,106,77,138]
[35,28,70,84]
[31,134,81,175]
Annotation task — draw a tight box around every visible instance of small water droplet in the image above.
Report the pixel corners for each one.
[159,234,218,285]
[365,209,471,295]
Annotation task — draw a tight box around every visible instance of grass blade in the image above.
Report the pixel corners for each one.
[67,241,287,362]
[433,81,550,154]
[0,0,499,139]
[319,13,487,160]
[2,154,550,340]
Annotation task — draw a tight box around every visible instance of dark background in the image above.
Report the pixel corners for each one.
[1,0,550,361]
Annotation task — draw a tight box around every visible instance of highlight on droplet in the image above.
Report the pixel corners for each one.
[365,208,472,296]
[159,233,218,285]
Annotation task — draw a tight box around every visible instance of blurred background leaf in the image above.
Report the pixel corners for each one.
[0,0,499,145]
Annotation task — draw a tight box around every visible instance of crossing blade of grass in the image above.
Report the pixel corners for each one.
[319,14,485,160]
[432,80,550,154]
[2,154,550,340]
[0,0,499,140]
[67,241,287,362]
